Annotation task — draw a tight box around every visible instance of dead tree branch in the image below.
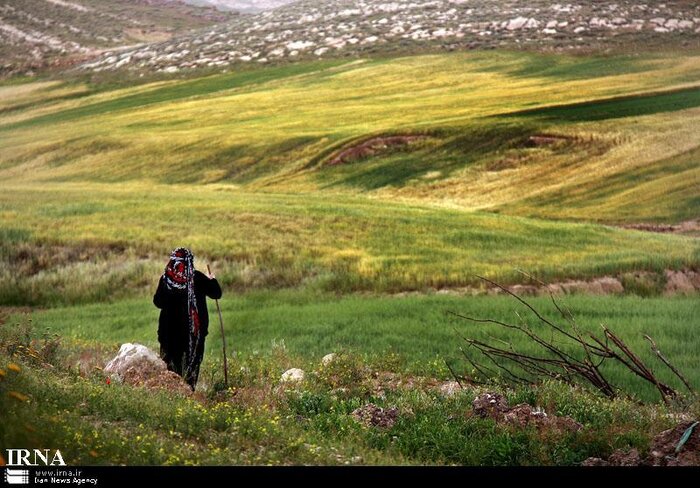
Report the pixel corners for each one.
[449,276,695,403]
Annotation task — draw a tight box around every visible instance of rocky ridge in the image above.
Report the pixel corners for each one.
[78,0,700,75]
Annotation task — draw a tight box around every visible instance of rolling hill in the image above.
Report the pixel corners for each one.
[0,50,698,305]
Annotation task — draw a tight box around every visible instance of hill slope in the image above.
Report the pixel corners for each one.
[0,50,698,305]
[0,0,237,77]
[1,51,698,222]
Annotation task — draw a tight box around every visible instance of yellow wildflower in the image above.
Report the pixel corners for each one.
[8,391,29,402]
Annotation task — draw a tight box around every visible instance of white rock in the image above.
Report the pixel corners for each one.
[133,50,155,60]
[268,47,285,57]
[506,16,529,31]
[321,353,337,366]
[104,343,165,382]
[524,18,540,29]
[286,40,315,50]
[543,28,558,34]
[439,381,461,397]
[281,368,305,383]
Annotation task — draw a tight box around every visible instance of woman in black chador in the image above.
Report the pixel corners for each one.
[153,247,222,391]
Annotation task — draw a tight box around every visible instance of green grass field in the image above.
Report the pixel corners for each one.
[1,49,699,465]
[1,294,698,465]
[24,292,700,399]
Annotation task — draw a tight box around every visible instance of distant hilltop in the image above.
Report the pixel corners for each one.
[2,1,700,79]
[183,0,298,13]
[79,0,700,76]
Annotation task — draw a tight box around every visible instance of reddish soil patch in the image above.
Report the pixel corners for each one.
[327,135,427,166]
[526,134,575,146]
[648,421,700,466]
[351,403,399,428]
[621,219,700,235]
[421,269,699,298]
[121,366,192,396]
[583,420,700,466]
[471,392,582,433]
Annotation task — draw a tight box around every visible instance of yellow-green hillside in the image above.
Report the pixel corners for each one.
[1,50,698,305]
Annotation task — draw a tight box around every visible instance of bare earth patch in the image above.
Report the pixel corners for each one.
[351,403,399,428]
[471,392,583,433]
[417,269,700,297]
[583,420,700,466]
[621,219,700,236]
[327,135,427,166]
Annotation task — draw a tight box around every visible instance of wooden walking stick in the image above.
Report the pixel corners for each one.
[207,264,228,388]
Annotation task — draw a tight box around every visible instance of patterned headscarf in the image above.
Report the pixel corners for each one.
[163,247,201,377]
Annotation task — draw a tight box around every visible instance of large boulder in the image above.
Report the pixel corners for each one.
[104,343,165,382]
[104,343,191,394]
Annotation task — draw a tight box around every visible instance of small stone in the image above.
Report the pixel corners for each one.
[438,380,461,397]
[281,368,305,383]
[321,353,337,366]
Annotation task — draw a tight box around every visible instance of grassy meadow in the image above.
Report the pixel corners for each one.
[0,49,699,465]
[23,292,700,400]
